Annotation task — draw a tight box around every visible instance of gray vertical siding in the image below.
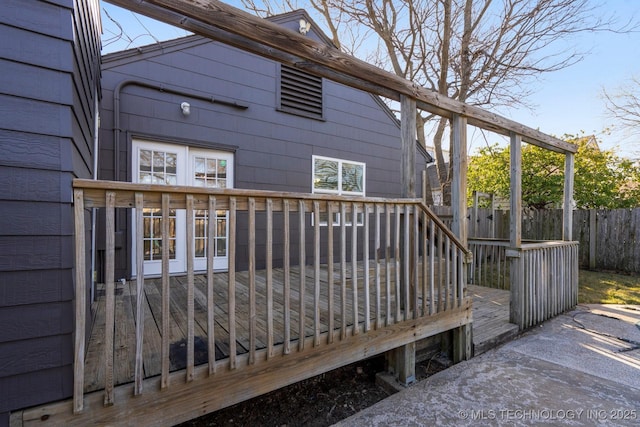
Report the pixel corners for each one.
[100,22,427,276]
[0,0,101,419]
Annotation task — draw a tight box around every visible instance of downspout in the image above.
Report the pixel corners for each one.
[90,90,99,303]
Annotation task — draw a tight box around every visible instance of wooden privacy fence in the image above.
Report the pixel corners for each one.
[72,179,471,417]
[468,239,578,330]
[470,208,640,274]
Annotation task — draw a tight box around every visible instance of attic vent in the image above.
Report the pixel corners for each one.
[279,65,324,119]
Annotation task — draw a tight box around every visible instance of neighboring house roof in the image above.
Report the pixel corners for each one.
[574,135,600,151]
[426,162,445,189]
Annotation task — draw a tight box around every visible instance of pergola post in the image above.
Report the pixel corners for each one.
[563,153,575,241]
[508,132,524,327]
[389,94,417,385]
[451,114,471,361]
[451,114,468,246]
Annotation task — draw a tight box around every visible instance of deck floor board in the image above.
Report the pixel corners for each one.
[84,267,512,393]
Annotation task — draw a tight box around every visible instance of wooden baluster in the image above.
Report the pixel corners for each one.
[161,194,170,386]
[248,197,256,364]
[104,191,115,406]
[340,202,347,339]
[421,211,428,317]
[134,192,145,394]
[394,205,401,321]
[403,205,410,320]
[385,204,391,326]
[445,236,451,310]
[73,189,86,413]
[313,201,321,346]
[351,202,358,334]
[266,198,274,359]
[412,206,418,319]
[363,203,370,331]
[298,200,305,352]
[228,197,237,369]
[207,196,216,373]
[437,227,443,313]
[374,204,381,328]
[327,201,334,344]
[428,219,435,315]
[186,195,195,381]
[283,200,291,354]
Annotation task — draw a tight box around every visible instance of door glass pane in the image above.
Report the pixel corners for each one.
[140,150,152,171]
[218,159,227,188]
[142,208,176,261]
[216,212,227,256]
[194,210,207,258]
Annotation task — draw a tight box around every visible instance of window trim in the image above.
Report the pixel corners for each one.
[312,155,366,226]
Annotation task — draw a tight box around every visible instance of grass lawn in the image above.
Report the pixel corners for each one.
[579,269,640,305]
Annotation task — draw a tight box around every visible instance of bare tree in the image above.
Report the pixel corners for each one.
[241,0,632,204]
[603,75,640,141]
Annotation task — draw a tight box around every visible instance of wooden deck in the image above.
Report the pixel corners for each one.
[467,285,519,355]
[85,263,444,393]
[84,271,513,393]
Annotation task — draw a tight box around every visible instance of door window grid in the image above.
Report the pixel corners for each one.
[139,149,178,185]
[194,156,228,188]
[142,209,177,261]
[194,209,228,258]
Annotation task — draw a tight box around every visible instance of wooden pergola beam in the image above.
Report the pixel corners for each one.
[105,0,576,154]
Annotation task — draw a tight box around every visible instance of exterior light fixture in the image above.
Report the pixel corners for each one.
[180,102,190,116]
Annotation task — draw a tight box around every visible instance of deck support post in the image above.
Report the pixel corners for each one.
[509,132,524,328]
[387,342,416,386]
[453,323,472,362]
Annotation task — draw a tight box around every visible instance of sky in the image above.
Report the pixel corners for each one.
[100,0,640,159]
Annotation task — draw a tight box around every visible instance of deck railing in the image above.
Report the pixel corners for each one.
[72,179,471,415]
[468,239,510,290]
[468,238,578,330]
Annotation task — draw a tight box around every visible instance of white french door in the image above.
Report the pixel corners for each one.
[132,140,233,276]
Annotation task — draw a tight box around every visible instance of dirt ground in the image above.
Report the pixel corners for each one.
[176,355,448,427]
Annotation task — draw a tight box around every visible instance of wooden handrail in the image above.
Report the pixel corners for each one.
[73,179,471,255]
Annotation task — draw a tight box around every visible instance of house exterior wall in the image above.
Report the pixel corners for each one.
[0,0,101,421]
[100,29,426,278]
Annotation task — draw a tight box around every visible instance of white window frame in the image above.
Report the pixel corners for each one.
[311,155,366,226]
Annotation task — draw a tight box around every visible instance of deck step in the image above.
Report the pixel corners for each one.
[473,322,520,356]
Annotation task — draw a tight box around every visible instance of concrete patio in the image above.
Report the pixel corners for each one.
[336,304,640,426]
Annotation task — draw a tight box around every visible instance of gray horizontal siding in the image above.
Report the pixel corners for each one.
[0,130,71,171]
[0,24,73,72]
[0,0,101,417]
[0,365,73,414]
[0,270,74,307]
[0,335,73,379]
[0,302,73,343]
[100,34,423,277]
[0,236,74,272]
